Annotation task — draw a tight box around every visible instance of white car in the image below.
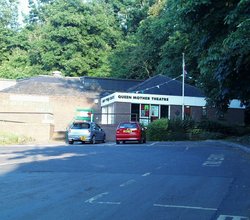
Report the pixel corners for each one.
[66,121,106,144]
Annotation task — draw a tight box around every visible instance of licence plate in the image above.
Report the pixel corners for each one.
[124,129,131,133]
[80,136,86,141]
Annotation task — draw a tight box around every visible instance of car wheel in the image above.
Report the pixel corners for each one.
[91,136,96,144]
[68,140,73,145]
[116,140,120,144]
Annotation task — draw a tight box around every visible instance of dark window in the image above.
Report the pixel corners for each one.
[72,123,90,129]
[185,106,191,117]
[131,104,140,121]
[160,105,168,118]
[202,107,207,117]
[119,122,137,129]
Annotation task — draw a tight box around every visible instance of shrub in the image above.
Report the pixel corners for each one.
[147,118,168,141]
[197,120,248,136]
[168,118,195,132]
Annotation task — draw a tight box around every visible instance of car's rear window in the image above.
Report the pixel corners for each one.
[118,123,137,129]
[71,123,90,129]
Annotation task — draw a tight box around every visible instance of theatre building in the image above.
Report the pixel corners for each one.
[100,75,245,125]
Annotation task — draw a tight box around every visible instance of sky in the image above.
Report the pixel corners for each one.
[18,0,29,24]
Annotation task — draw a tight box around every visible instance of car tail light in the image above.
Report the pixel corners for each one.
[116,128,122,133]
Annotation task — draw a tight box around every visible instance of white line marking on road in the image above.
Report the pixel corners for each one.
[149,142,158,146]
[97,201,121,205]
[120,179,136,187]
[142,172,151,177]
[104,143,116,146]
[153,204,217,211]
[217,215,249,220]
[85,192,109,204]
[203,154,224,167]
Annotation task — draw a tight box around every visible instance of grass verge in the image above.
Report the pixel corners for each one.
[0,131,34,145]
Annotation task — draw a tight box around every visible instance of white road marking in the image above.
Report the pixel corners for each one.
[142,172,151,177]
[97,201,121,205]
[203,154,224,167]
[85,192,121,205]
[217,215,249,220]
[153,204,217,211]
[85,192,109,204]
[104,143,116,146]
[149,142,158,146]
[120,179,136,187]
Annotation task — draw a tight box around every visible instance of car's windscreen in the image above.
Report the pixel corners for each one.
[119,123,137,129]
[71,123,90,129]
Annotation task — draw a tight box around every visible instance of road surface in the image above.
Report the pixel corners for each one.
[0,141,249,220]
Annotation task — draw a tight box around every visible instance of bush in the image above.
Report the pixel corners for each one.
[146,118,249,142]
[0,132,34,145]
[147,118,168,141]
[168,118,195,133]
[197,120,249,136]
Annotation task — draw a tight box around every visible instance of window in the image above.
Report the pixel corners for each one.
[202,107,207,117]
[185,106,191,117]
[141,104,150,117]
[151,105,159,117]
[71,123,90,129]
[160,105,168,118]
[131,104,140,121]
[101,105,114,124]
[151,105,159,122]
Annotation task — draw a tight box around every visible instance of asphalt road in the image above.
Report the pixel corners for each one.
[0,141,249,220]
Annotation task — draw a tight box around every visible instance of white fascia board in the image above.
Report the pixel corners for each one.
[101,92,245,109]
[101,92,206,107]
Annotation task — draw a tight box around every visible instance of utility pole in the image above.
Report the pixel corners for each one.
[182,53,185,120]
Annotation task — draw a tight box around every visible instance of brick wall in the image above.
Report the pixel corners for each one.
[0,92,100,142]
[0,121,54,142]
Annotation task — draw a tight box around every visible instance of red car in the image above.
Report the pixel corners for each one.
[116,122,146,144]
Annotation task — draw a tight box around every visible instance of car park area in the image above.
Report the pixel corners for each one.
[0,141,249,220]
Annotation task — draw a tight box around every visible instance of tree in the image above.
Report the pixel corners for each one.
[23,0,122,77]
[177,0,250,110]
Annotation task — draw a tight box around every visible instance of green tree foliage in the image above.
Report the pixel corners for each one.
[110,0,250,110]
[176,0,250,109]
[0,0,19,29]
[0,0,249,112]
[24,0,122,77]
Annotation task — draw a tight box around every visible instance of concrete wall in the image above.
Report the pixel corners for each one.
[0,79,16,91]
[100,124,118,141]
[114,102,131,123]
